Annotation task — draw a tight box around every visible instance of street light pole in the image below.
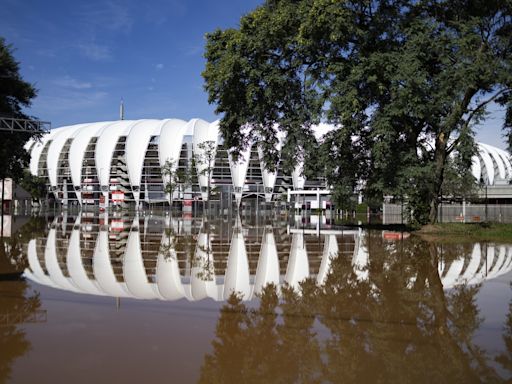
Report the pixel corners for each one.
[485,183,488,222]
[480,176,488,222]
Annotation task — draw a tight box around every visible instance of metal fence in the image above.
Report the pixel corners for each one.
[383,203,512,224]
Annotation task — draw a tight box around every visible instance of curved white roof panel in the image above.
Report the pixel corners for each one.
[125,120,162,205]
[46,124,85,187]
[29,128,59,176]
[95,120,137,188]
[28,120,511,208]
[158,118,188,167]
[480,143,506,180]
[69,121,114,188]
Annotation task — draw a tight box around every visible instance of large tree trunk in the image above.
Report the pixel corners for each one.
[428,132,448,224]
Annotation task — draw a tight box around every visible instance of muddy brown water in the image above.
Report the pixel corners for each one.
[1,212,512,383]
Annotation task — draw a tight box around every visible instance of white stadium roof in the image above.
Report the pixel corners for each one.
[28,119,512,205]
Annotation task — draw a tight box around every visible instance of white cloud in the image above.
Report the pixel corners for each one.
[78,42,112,61]
[77,1,134,33]
[155,63,164,70]
[33,90,109,113]
[35,48,57,58]
[54,75,92,90]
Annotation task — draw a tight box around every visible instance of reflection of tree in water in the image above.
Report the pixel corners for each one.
[0,217,44,382]
[1,217,46,272]
[193,220,215,281]
[497,284,512,376]
[200,233,500,383]
[0,279,41,382]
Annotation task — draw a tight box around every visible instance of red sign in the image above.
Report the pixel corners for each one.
[382,231,410,240]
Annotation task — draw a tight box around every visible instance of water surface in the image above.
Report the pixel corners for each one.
[2,211,512,383]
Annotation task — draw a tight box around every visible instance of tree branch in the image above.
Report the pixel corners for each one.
[447,87,510,155]
[466,88,510,126]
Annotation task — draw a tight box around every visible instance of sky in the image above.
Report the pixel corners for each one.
[0,0,508,149]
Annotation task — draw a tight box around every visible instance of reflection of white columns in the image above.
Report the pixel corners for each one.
[253,227,280,296]
[67,218,104,295]
[461,243,482,282]
[486,246,495,275]
[488,245,506,278]
[93,229,130,297]
[503,247,512,273]
[224,218,251,300]
[317,235,338,285]
[285,233,309,289]
[156,231,186,300]
[25,239,57,288]
[45,226,80,292]
[352,231,369,281]
[191,231,218,300]
[124,218,162,299]
[441,257,465,288]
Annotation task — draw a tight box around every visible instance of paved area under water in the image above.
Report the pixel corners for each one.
[1,211,512,383]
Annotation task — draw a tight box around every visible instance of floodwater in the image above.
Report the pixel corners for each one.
[2,211,512,383]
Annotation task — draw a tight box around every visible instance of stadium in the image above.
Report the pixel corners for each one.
[25,118,512,208]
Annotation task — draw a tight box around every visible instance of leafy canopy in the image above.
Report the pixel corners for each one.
[0,37,38,180]
[203,0,512,224]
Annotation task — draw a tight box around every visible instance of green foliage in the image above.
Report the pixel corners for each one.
[0,37,38,181]
[441,158,478,200]
[203,0,512,225]
[161,158,194,206]
[18,170,46,201]
[417,222,512,242]
[196,140,217,201]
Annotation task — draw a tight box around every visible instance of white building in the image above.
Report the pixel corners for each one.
[25,118,511,207]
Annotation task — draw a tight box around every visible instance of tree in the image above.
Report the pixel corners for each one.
[161,158,193,208]
[18,170,46,206]
[203,0,512,224]
[161,158,180,208]
[0,37,38,182]
[196,140,217,204]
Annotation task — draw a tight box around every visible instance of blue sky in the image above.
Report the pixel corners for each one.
[1,0,261,125]
[0,0,508,149]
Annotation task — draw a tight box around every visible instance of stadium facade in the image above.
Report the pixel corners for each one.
[26,118,512,207]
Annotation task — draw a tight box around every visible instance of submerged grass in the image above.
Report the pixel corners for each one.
[415,222,512,242]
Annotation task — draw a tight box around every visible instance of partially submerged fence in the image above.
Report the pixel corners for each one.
[383,203,512,224]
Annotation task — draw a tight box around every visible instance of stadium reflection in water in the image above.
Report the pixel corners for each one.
[25,213,512,300]
[4,211,512,383]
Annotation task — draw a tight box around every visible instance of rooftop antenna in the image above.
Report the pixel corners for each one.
[119,98,125,120]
